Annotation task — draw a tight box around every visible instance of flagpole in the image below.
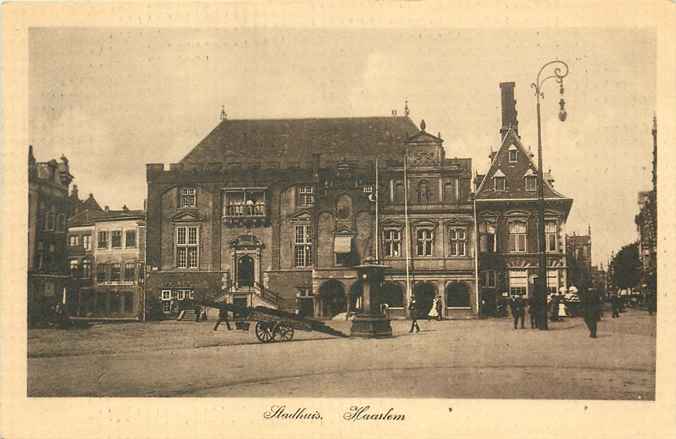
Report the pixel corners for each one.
[375,159,380,262]
[403,149,412,314]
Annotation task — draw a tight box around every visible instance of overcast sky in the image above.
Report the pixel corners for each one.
[29,28,656,266]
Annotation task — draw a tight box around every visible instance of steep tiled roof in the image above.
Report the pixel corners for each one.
[68,208,144,227]
[475,128,570,201]
[180,116,420,167]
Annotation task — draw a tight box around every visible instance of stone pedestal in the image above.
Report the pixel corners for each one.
[350,261,393,338]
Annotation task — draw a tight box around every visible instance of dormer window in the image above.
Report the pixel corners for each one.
[508,145,518,162]
[524,169,537,192]
[493,170,506,191]
[180,188,196,208]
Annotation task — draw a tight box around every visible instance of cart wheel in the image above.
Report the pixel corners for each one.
[273,323,295,342]
[255,321,274,343]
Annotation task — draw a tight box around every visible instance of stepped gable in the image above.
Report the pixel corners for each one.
[180,116,420,167]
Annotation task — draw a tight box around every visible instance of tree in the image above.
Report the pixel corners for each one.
[611,243,641,290]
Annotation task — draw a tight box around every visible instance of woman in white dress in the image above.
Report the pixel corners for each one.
[558,288,568,318]
[428,297,439,320]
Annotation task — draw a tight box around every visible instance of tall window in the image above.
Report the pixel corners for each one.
[481,270,496,288]
[545,221,558,252]
[508,221,527,253]
[525,175,537,192]
[298,186,314,207]
[393,182,405,203]
[417,180,431,203]
[180,188,196,208]
[444,180,457,202]
[81,259,91,279]
[449,227,466,256]
[494,176,506,191]
[416,229,433,256]
[56,214,65,232]
[294,224,312,267]
[111,231,122,248]
[98,231,109,249]
[83,235,91,250]
[125,230,137,248]
[45,206,55,231]
[508,147,518,162]
[36,241,44,270]
[176,226,199,268]
[96,263,107,283]
[70,259,79,277]
[384,229,401,257]
[69,235,79,246]
[124,262,136,282]
[111,263,121,282]
[479,222,497,253]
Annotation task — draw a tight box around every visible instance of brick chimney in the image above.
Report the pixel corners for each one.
[499,82,518,139]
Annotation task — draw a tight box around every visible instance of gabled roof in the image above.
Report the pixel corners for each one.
[475,128,570,201]
[180,116,420,167]
[67,208,144,227]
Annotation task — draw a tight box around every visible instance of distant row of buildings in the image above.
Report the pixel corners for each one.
[30,81,615,323]
[634,117,658,295]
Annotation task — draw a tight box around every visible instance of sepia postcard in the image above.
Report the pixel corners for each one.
[1,1,675,438]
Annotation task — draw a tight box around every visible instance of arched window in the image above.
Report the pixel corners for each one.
[446,282,470,308]
[393,182,405,203]
[380,282,404,308]
[479,222,497,253]
[417,180,431,203]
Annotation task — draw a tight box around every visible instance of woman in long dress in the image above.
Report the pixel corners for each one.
[428,297,439,320]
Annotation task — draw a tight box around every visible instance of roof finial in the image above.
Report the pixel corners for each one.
[420,119,426,132]
[220,105,227,121]
[588,224,591,236]
[404,99,410,117]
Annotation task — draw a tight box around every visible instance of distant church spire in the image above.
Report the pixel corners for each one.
[404,99,410,117]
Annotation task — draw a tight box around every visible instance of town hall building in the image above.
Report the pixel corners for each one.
[145,112,477,319]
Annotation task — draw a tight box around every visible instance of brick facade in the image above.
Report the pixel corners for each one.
[146,116,478,320]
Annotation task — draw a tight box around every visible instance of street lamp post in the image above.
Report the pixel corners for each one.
[531,60,569,330]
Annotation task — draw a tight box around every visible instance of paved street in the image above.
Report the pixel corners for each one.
[28,308,655,399]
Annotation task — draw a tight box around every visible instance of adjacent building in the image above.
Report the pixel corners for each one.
[146,112,477,320]
[66,206,146,318]
[28,146,74,325]
[474,82,573,314]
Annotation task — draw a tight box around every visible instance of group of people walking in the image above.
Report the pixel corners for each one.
[508,288,602,338]
[406,295,443,333]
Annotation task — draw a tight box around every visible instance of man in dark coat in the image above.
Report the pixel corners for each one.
[408,298,420,333]
[611,293,621,318]
[510,295,525,329]
[213,307,231,331]
[527,296,537,329]
[550,293,560,322]
[583,289,601,338]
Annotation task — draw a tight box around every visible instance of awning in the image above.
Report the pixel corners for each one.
[334,236,352,254]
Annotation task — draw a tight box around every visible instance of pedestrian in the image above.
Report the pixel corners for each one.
[408,298,420,333]
[428,296,439,321]
[510,295,525,329]
[582,289,601,338]
[558,293,567,319]
[611,292,620,318]
[527,296,537,329]
[435,295,443,321]
[381,302,390,320]
[550,293,560,322]
[647,291,656,315]
[213,307,231,331]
